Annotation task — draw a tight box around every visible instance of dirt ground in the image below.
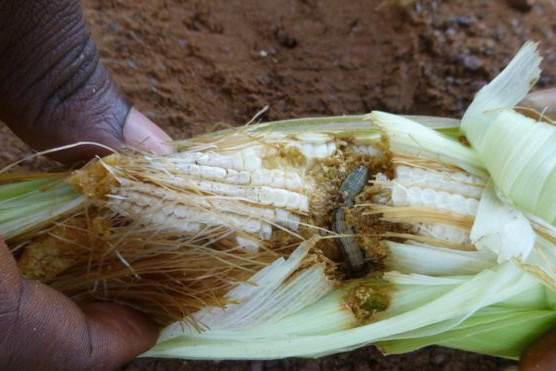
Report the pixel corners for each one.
[1,0,555,369]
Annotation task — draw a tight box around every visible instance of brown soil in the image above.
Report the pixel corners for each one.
[2,0,555,369]
[122,346,515,371]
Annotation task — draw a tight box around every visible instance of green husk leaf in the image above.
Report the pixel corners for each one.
[470,182,536,263]
[147,263,539,360]
[386,240,496,276]
[461,41,556,225]
[0,177,59,200]
[175,114,462,150]
[0,177,83,240]
[462,41,541,149]
[378,307,556,360]
[369,111,486,176]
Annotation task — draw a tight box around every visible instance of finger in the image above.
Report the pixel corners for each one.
[53,106,173,163]
[520,88,556,120]
[520,329,556,371]
[82,302,159,369]
[7,281,159,370]
[0,239,20,304]
[0,239,158,370]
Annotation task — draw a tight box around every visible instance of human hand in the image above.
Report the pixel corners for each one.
[0,0,168,369]
[0,240,158,370]
[0,0,172,163]
[518,88,556,371]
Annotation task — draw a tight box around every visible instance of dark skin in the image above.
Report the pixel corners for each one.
[0,0,169,370]
[0,0,170,163]
[0,1,554,370]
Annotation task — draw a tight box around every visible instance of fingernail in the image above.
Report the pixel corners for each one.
[123,107,173,155]
[521,88,556,114]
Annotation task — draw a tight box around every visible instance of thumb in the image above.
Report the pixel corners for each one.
[0,0,172,164]
[0,239,158,370]
[63,106,173,162]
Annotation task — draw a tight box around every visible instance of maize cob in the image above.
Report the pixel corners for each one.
[1,41,555,360]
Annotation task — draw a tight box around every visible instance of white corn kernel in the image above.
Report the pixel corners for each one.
[236,171,251,184]
[270,170,285,188]
[187,164,201,177]
[259,223,272,240]
[286,191,301,210]
[395,165,484,199]
[391,184,408,206]
[236,236,260,253]
[285,172,304,192]
[199,165,227,180]
[313,143,329,158]
[231,153,244,170]
[211,154,232,169]
[422,188,436,208]
[251,170,265,185]
[272,189,288,208]
[242,148,262,171]
[418,223,471,245]
[196,152,210,164]
[349,144,381,156]
[275,209,301,231]
[299,195,309,212]
[184,223,201,233]
[300,143,314,157]
[391,184,478,217]
[244,219,262,234]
